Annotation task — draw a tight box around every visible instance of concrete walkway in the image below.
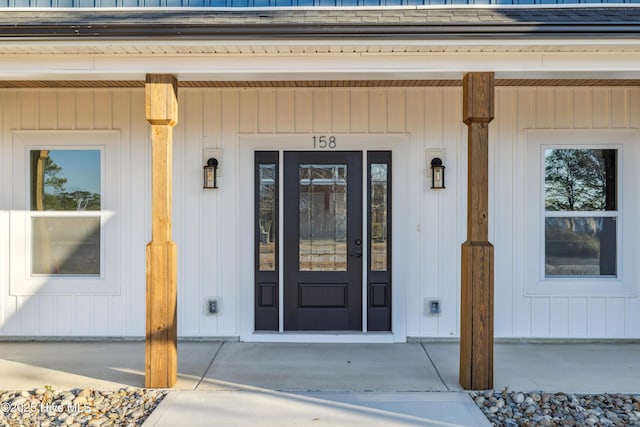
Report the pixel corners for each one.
[0,341,638,426]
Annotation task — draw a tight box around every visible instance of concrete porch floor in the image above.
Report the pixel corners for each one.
[0,341,638,426]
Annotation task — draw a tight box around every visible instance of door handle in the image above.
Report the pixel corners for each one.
[349,251,362,258]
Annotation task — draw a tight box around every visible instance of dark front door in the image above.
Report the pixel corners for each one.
[283,151,363,331]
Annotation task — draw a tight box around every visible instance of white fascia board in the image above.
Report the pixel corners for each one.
[1,51,640,81]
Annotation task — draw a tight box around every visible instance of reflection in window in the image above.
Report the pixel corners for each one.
[370,164,388,271]
[31,150,101,211]
[299,164,347,271]
[30,149,102,276]
[544,149,617,277]
[259,164,276,271]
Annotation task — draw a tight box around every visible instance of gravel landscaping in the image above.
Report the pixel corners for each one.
[0,387,166,427]
[472,390,640,427]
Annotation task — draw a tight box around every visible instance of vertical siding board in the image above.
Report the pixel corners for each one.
[258,89,276,133]
[493,87,515,337]
[217,89,239,335]
[512,88,534,336]
[201,89,223,335]
[421,88,441,336]
[75,91,94,129]
[554,88,572,128]
[38,296,57,334]
[178,89,204,336]
[625,298,640,338]
[39,91,57,129]
[20,91,39,129]
[239,89,258,133]
[587,298,607,337]
[443,87,463,337]
[605,298,625,338]
[276,89,294,133]
[92,295,110,335]
[386,89,405,133]
[94,90,113,129]
[108,94,126,336]
[368,89,386,133]
[630,88,640,130]
[18,296,38,334]
[610,88,628,128]
[573,88,592,128]
[592,88,610,128]
[57,296,74,335]
[110,89,132,336]
[403,88,424,337]
[312,89,331,132]
[535,88,554,128]
[549,298,569,337]
[0,92,15,334]
[294,89,313,133]
[568,298,588,337]
[126,90,147,336]
[199,90,219,335]
[330,89,350,133]
[530,298,550,337]
[57,89,76,129]
[73,296,94,335]
[349,89,368,133]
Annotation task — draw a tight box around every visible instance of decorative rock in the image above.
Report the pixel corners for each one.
[0,387,166,427]
[471,391,640,427]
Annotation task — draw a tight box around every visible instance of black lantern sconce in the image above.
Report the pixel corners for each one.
[430,157,445,189]
[203,157,219,189]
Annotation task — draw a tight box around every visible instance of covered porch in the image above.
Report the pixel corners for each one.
[1,7,639,393]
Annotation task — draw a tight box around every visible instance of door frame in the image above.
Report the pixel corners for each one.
[239,133,409,342]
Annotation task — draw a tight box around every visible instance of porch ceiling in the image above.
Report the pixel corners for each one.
[1,79,639,88]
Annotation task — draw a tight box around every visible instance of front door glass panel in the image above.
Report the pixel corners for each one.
[298,164,347,272]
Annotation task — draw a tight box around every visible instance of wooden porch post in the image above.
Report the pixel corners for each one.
[145,74,178,388]
[460,72,495,390]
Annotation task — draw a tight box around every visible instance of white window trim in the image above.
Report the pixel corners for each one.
[10,131,121,296]
[525,129,638,297]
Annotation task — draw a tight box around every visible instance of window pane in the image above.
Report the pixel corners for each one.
[544,149,616,212]
[31,150,101,211]
[370,163,388,271]
[299,164,347,271]
[545,217,616,277]
[258,164,276,271]
[31,217,101,275]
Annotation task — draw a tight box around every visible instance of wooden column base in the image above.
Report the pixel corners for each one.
[460,241,494,390]
[145,241,178,388]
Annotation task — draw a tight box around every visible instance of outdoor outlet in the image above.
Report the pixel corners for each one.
[426,299,441,316]
[207,299,219,315]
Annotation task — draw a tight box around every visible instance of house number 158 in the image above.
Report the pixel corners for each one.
[313,136,337,149]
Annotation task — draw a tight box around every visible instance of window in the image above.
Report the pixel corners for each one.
[525,130,637,296]
[30,150,102,276]
[11,132,120,295]
[544,148,617,278]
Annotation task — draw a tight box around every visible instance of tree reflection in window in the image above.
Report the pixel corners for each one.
[30,150,101,276]
[544,149,617,277]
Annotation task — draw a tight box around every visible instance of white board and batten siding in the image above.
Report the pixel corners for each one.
[0,87,638,339]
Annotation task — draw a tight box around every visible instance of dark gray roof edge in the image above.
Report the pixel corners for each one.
[1,8,640,39]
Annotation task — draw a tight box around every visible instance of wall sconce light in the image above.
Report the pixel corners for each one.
[203,157,219,189]
[430,157,445,189]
